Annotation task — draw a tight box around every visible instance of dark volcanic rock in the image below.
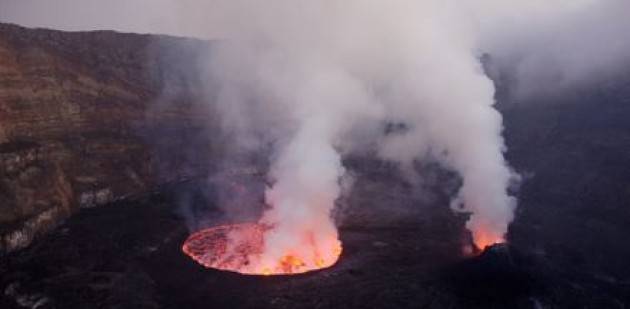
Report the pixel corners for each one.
[0,178,468,309]
[444,243,630,308]
[0,23,218,252]
[502,76,630,282]
[2,173,629,309]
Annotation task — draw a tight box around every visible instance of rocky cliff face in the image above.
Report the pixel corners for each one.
[0,23,217,252]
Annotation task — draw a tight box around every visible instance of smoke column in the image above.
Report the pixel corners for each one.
[205,2,386,269]
[5,0,627,257]
[198,0,517,263]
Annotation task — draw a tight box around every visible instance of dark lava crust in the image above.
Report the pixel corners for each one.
[3,80,630,307]
[2,169,630,309]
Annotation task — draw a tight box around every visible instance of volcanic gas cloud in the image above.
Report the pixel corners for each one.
[175,0,630,274]
[179,0,522,274]
[171,0,630,274]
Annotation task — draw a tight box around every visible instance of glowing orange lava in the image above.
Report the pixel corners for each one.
[471,228,504,252]
[182,223,342,275]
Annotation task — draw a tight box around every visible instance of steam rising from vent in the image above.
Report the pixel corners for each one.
[202,0,517,259]
[8,0,618,268]
[3,0,629,272]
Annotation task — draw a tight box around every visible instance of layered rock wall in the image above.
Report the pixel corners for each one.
[0,23,216,252]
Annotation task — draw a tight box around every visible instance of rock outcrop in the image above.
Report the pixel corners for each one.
[0,23,217,252]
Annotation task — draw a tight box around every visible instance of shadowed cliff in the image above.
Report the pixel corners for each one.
[0,23,219,252]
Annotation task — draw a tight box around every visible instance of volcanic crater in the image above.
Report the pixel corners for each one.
[1,22,630,309]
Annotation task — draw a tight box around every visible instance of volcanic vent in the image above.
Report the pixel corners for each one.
[182,223,342,275]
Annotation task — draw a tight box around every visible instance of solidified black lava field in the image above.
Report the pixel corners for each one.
[3,71,630,309]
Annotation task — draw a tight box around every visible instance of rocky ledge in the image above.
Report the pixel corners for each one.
[0,23,217,252]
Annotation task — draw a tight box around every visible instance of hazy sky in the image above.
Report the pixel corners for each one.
[0,0,184,35]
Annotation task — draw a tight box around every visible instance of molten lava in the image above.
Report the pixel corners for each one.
[471,228,504,252]
[182,223,342,275]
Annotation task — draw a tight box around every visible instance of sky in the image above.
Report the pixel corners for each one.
[0,0,185,36]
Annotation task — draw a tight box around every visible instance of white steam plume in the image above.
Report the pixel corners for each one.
[184,1,629,252]
[5,0,629,255]
[473,0,630,98]
[200,0,516,258]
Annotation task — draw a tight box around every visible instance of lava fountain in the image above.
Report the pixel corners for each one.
[182,223,342,275]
